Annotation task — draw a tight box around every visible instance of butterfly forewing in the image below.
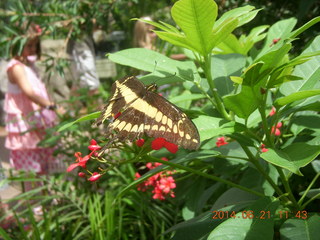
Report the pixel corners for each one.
[94,76,200,150]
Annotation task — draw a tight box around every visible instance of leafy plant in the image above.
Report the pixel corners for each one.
[86,0,320,239]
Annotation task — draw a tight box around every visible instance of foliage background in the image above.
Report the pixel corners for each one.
[0,0,320,240]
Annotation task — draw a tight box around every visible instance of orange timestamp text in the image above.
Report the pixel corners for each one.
[212,210,308,220]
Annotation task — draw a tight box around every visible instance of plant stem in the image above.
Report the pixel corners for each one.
[276,167,299,208]
[301,192,320,210]
[259,103,273,147]
[146,155,264,197]
[203,54,231,120]
[298,172,320,206]
[218,155,249,161]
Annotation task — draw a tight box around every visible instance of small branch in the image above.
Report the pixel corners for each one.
[298,172,320,206]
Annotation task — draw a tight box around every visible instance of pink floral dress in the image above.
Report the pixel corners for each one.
[4,59,58,174]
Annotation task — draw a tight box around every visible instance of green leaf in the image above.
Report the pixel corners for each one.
[193,116,245,141]
[215,5,257,28]
[280,213,320,240]
[260,143,320,175]
[211,54,247,96]
[280,35,320,96]
[256,42,292,73]
[0,227,13,240]
[258,18,297,57]
[274,90,320,107]
[57,112,100,132]
[210,18,239,51]
[289,16,320,39]
[169,93,204,105]
[171,0,218,56]
[208,197,279,240]
[108,48,200,83]
[223,85,260,119]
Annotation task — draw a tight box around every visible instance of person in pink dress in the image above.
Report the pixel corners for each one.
[4,23,58,179]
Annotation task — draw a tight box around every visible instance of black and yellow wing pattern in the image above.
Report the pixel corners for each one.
[94,76,200,150]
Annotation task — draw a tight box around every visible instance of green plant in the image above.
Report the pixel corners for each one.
[62,0,320,239]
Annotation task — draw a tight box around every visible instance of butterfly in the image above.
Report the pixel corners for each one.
[94,76,200,150]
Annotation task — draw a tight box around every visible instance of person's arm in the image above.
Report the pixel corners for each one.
[8,64,55,108]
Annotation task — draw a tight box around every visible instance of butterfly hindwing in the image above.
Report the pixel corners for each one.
[141,91,199,150]
[95,76,200,150]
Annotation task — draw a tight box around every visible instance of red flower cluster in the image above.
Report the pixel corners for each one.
[216,137,228,147]
[67,139,103,182]
[151,137,179,153]
[135,158,176,200]
[136,137,179,154]
[271,122,282,136]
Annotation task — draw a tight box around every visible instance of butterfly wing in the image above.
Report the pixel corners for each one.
[94,76,146,126]
[109,89,200,150]
[142,91,200,150]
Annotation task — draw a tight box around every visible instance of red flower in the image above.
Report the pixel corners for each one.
[88,139,102,151]
[276,122,282,128]
[216,137,228,147]
[88,172,102,182]
[158,176,176,194]
[152,186,165,200]
[271,122,282,136]
[151,138,179,153]
[269,107,276,116]
[78,172,86,178]
[152,137,166,150]
[67,152,91,172]
[260,144,269,153]
[164,141,178,153]
[136,139,145,147]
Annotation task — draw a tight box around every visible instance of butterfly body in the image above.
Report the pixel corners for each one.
[94,76,200,150]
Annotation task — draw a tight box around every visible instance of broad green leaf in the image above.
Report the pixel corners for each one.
[208,197,279,240]
[155,31,195,52]
[215,5,257,28]
[210,17,239,51]
[223,85,260,119]
[212,188,259,211]
[274,90,320,107]
[280,213,320,240]
[193,116,245,141]
[258,18,297,57]
[171,0,218,56]
[240,164,278,196]
[182,178,206,220]
[131,18,179,33]
[260,143,320,175]
[211,54,246,96]
[213,34,242,55]
[255,42,292,73]
[290,16,320,39]
[169,93,204,105]
[280,35,320,95]
[57,112,100,132]
[108,48,200,82]
[214,25,268,55]
[168,211,220,240]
